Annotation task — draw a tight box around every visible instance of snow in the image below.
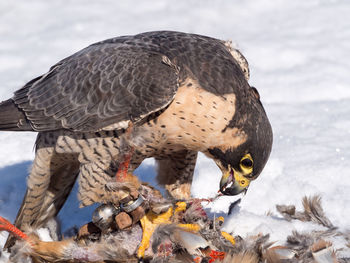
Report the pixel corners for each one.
[1,0,350,259]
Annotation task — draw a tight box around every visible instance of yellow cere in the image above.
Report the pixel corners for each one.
[233,171,250,187]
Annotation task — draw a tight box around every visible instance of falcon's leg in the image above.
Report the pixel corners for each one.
[156,151,198,200]
[78,147,144,206]
[78,159,115,207]
[5,140,79,249]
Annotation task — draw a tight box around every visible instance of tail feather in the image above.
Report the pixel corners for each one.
[0,99,33,131]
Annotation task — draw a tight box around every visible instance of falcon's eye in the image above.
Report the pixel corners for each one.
[241,158,253,168]
[240,154,253,169]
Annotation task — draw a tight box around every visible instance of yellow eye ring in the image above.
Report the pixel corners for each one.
[240,154,253,168]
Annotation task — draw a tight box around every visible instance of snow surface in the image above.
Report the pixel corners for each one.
[1,0,350,259]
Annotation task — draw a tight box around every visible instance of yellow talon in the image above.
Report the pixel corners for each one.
[137,207,173,258]
[216,216,225,224]
[138,202,204,259]
[175,202,187,213]
[221,231,235,246]
[177,223,200,233]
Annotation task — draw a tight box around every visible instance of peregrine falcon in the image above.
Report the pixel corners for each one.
[0,31,272,248]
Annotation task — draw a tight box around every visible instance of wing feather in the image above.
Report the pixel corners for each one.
[13,44,179,132]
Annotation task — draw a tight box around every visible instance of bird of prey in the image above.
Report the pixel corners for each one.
[0,31,272,248]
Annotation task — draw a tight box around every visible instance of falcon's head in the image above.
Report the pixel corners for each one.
[208,88,273,196]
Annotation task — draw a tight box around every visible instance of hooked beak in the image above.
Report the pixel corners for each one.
[219,166,250,195]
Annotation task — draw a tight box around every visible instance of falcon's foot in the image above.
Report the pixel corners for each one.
[137,202,201,260]
[137,207,174,259]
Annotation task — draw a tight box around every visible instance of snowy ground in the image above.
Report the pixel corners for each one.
[1,0,350,259]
